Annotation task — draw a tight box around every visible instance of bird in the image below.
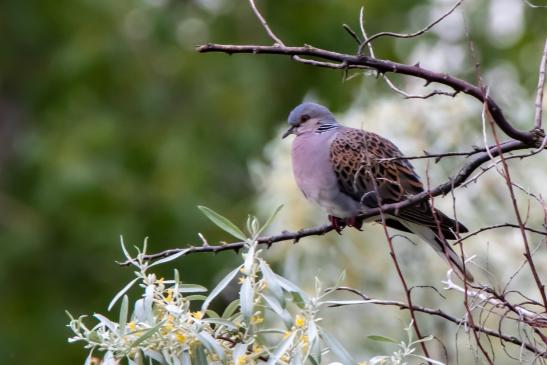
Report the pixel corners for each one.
[282,102,473,281]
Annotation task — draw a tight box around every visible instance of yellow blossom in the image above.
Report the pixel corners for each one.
[191,311,203,320]
[157,277,164,285]
[283,331,291,339]
[252,344,262,354]
[127,322,137,332]
[236,354,248,365]
[295,314,305,328]
[175,331,186,343]
[238,276,246,284]
[165,288,174,303]
[250,315,264,325]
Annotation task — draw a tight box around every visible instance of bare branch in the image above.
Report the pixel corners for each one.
[535,38,547,128]
[357,0,464,54]
[196,43,538,145]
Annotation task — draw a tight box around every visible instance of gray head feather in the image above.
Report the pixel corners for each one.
[288,102,337,126]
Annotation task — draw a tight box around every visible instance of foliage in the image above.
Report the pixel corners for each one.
[67,208,369,365]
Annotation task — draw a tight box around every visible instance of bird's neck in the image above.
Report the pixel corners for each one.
[315,122,339,134]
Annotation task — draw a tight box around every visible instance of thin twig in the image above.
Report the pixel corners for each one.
[534,38,547,128]
[357,0,464,54]
[331,286,547,357]
[197,43,537,145]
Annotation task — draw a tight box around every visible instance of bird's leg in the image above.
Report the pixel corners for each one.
[346,216,364,231]
[328,215,346,234]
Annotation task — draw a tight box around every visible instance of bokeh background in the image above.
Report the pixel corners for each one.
[1,0,546,363]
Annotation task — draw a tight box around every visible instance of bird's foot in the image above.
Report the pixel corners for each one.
[328,215,346,234]
[346,216,364,231]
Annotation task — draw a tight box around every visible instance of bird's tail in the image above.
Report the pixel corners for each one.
[400,220,474,282]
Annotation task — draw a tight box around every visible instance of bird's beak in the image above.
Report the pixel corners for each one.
[282,126,296,139]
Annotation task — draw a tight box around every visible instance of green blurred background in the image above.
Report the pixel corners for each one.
[1,0,546,363]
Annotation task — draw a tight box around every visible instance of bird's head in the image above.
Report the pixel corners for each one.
[282,102,337,138]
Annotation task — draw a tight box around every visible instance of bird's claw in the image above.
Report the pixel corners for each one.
[328,215,346,234]
[328,215,364,233]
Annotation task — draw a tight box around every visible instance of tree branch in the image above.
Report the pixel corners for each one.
[197,43,538,145]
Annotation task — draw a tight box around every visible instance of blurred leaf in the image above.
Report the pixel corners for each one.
[239,276,254,321]
[367,335,397,344]
[267,331,296,365]
[198,206,246,241]
[201,265,241,312]
[257,204,284,236]
[108,277,139,311]
[320,329,356,365]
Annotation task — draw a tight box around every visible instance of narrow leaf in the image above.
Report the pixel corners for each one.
[367,335,397,344]
[201,265,241,312]
[148,249,190,268]
[257,205,284,236]
[108,277,139,311]
[118,295,129,336]
[221,299,240,319]
[239,276,253,321]
[259,260,285,307]
[198,206,246,240]
[131,320,165,348]
[267,331,296,365]
[197,331,225,360]
[320,330,355,365]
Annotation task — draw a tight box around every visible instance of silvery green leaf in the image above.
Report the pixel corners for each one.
[221,299,240,319]
[267,331,296,365]
[257,205,284,236]
[261,294,292,328]
[93,313,117,333]
[185,294,208,302]
[307,320,318,346]
[320,330,355,365]
[232,343,248,364]
[108,277,139,311]
[259,260,285,307]
[256,329,287,335]
[148,249,190,268]
[180,351,191,365]
[334,270,346,289]
[367,335,397,344]
[131,320,165,347]
[274,273,309,302]
[118,295,129,336]
[120,236,138,267]
[103,351,117,365]
[409,354,445,365]
[143,350,165,363]
[197,331,225,360]
[201,265,241,313]
[178,284,207,293]
[201,318,238,330]
[133,299,146,322]
[84,349,95,365]
[290,345,303,365]
[290,292,306,309]
[205,309,220,318]
[242,243,255,275]
[239,276,253,321]
[198,206,246,241]
[192,344,208,365]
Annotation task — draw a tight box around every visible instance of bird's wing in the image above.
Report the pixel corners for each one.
[329,127,467,236]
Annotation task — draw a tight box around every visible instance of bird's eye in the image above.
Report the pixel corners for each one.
[300,114,310,122]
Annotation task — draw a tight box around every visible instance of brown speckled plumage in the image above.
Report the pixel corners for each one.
[329,128,467,239]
